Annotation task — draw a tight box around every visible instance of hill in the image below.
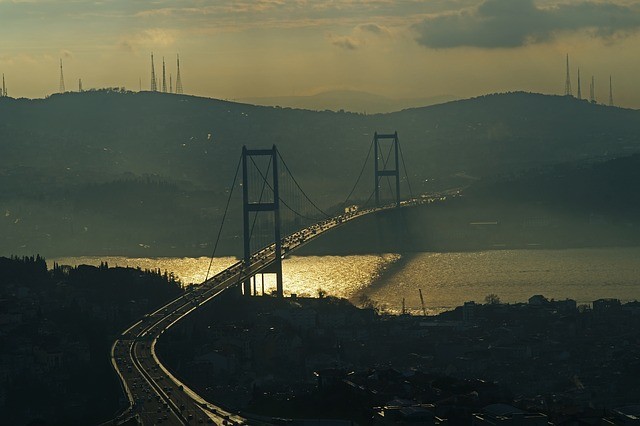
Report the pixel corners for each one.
[300,154,640,254]
[0,90,638,256]
[238,89,457,113]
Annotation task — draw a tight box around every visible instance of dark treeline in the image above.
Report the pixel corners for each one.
[0,255,182,425]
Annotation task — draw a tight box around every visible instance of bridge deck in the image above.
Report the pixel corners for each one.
[110,199,424,425]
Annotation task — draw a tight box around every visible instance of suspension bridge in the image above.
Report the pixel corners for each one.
[110,132,422,425]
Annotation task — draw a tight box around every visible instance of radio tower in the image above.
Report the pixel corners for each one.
[175,54,183,94]
[589,76,595,103]
[576,68,582,100]
[59,59,66,93]
[564,54,572,96]
[78,78,83,92]
[150,53,157,91]
[609,75,614,106]
[170,74,173,94]
[2,73,6,97]
[162,57,167,93]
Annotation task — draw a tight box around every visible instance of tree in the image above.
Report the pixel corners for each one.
[484,293,501,305]
[358,294,387,314]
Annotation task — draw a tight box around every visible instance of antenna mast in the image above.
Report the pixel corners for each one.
[609,76,614,106]
[564,53,573,96]
[564,54,572,96]
[576,68,581,100]
[78,78,83,92]
[590,76,595,103]
[1,73,6,97]
[175,54,183,94]
[170,74,173,94]
[59,59,66,93]
[150,53,157,92]
[162,57,167,93]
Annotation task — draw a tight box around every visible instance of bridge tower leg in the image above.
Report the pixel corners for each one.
[374,131,401,207]
[242,145,283,298]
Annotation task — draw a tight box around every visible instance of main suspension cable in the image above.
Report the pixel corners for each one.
[382,138,396,200]
[204,153,242,282]
[339,135,374,212]
[398,137,414,199]
[277,151,332,218]
[249,156,272,252]
[249,156,318,221]
[362,186,377,209]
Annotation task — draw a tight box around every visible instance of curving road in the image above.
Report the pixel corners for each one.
[110,199,430,425]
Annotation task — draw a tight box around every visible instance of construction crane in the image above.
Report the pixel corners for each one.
[418,289,427,316]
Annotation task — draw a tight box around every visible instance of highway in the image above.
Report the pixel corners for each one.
[109,198,431,425]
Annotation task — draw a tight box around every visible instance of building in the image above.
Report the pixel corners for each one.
[472,404,547,426]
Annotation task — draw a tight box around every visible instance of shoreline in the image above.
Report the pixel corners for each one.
[14,241,640,261]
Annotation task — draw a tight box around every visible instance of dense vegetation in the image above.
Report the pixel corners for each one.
[0,90,639,256]
[0,255,182,425]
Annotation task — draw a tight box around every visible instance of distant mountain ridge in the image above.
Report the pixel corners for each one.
[238,89,457,113]
[1,90,637,194]
[0,90,638,256]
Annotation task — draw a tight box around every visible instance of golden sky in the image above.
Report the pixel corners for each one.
[1,0,639,108]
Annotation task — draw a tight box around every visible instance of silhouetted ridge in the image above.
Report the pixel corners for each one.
[467,153,640,220]
[1,90,638,256]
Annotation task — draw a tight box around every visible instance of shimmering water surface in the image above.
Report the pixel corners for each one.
[367,248,640,314]
[50,247,640,314]
[48,254,400,298]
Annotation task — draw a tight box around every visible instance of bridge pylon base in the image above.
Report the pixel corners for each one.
[242,145,284,298]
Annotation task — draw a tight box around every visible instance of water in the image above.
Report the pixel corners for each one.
[49,247,640,315]
[365,248,640,314]
[47,254,400,298]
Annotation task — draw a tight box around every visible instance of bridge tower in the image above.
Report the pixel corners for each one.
[374,131,401,207]
[242,145,283,297]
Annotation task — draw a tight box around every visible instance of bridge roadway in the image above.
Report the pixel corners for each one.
[110,199,426,425]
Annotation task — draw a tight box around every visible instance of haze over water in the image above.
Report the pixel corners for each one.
[50,247,640,315]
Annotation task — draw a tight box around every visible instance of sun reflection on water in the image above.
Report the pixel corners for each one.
[49,247,640,316]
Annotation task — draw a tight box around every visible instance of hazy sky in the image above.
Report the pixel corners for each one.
[1,0,639,108]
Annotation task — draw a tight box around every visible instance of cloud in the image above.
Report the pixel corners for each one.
[140,28,176,46]
[327,22,393,51]
[118,40,135,53]
[357,23,392,37]
[413,0,640,49]
[329,35,361,50]
[129,1,459,34]
[229,0,287,13]
[135,1,286,18]
[115,28,176,56]
[0,53,45,66]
